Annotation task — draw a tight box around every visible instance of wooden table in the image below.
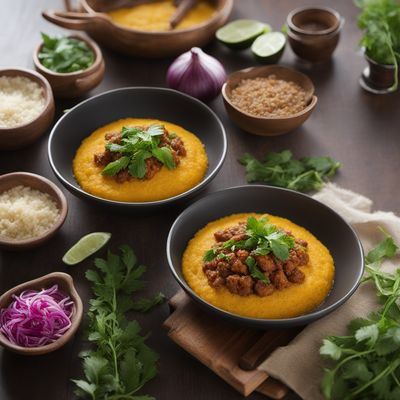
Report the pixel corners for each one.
[1,0,399,399]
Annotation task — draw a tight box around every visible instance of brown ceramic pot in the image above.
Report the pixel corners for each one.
[42,0,233,57]
[286,7,343,63]
[33,34,105,98]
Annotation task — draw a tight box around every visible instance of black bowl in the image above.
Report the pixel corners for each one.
[48,87,227,209]
[167,185,364,328]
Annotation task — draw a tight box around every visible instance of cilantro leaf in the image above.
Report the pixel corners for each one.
[366,232,398,263]
[101,156,130,176]
[152,147,176,169]
[239,150,341,192]
[132,293,166,312]
[246,256,270,285]
[203,249,217,262]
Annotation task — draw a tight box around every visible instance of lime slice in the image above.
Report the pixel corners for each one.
[216,19,271,50]
[251,32,286,64]
[62,232,111,265]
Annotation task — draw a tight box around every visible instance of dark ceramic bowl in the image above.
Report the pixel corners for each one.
[48,87,227,209]
[167,185,364,329]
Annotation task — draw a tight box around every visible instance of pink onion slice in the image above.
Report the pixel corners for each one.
[0,284,74,348]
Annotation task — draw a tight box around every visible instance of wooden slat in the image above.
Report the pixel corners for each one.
[163,291,295,398]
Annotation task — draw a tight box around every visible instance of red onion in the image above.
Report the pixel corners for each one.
[0,284,73,348]
[166,47,227,101]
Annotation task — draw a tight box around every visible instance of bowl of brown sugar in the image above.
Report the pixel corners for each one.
[221,65,317,136]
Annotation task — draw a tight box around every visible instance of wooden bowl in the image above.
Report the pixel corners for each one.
[0,172,68,250]
[286,7,343,63]
[221,65,317,136]
[42,0,233,58]
[0,272,83,355]
[33,34,105,99]
[0,68,55,150]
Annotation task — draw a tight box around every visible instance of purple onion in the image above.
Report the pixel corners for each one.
[0,284,74,348]
[166,47,227,101]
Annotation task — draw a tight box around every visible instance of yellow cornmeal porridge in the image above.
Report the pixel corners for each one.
[73,118,208,202]
[182,213,335,319]
[106,0,216,31]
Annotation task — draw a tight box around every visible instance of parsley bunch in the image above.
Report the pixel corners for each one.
[320,232,400,400]
[204,216,295,284]
[102,124,176,179]
[72,245,164,400]
[239,150,340,193]
[356,0,400,90]
[38,33,95,73]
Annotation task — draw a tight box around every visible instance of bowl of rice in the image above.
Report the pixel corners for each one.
[0,68,55,150]
[221,65,317,136]
[0,172,68,250]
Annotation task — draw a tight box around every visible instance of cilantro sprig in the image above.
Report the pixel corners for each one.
[320,231,400,400]
[356,0,400,90]
[102,124,176,179]
[239,150,341,193]
[72,245,164,400]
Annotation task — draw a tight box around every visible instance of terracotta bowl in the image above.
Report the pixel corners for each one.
[0,68,55,150]
[0,172,68,251]
[33,34,105,99]
[286,7,344,63]
[0,272,83,355]
[42,0,233,57]
[221,65,317,136]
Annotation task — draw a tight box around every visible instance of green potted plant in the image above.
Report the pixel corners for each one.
[356,0,400,93]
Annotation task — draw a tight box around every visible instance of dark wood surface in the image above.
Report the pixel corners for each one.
[1,1,400,399]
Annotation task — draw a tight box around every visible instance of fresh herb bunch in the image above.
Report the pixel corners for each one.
[355,0,400,90]
[320,231,400,400]
[239,150,341,193]
[38,33,95,73]
[102,124,177,179]
[72,245,165,400]
[204,216,296,284]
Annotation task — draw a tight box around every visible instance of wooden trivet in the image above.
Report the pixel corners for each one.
[163,291,303,399]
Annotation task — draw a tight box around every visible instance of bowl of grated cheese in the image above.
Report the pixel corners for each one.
[0,68,55,150]
[0,172,68,250]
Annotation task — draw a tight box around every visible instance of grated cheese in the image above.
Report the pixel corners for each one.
[0,185,60,240]
[0,76,45,128]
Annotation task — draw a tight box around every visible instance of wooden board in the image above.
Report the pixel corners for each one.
[163,291,302,399]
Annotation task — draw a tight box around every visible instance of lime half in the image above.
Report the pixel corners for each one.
[251,31,286,64]
[62,232,111,265]
[216,19,271,50]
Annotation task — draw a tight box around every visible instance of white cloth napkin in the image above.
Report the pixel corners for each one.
[259,183,400,400]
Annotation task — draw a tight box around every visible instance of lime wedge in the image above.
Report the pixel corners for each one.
[216,19,271,50]
[62,232,111,265]
[251,31,286,64]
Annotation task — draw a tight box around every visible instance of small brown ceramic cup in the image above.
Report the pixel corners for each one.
[33,34,105,98]
[286,7,344,63]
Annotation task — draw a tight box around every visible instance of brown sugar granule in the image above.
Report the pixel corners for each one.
[229,75,307,117]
